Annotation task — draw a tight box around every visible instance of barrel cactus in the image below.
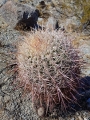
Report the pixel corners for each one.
[17,29,82,117]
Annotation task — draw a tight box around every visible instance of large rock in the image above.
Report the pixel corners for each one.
[72,34,90,76]
[0,0,6,7]
[0,1,18,27]
[36,1,58,29]
[0,1,35,28]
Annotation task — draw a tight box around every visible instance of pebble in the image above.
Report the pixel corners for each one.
[2,85,7,91]
[4,95,10,103]
[37,107,45,117]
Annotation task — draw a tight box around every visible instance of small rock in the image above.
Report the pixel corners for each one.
[38,17,57,30]
[0,16,8,29]
[76,112,80,116]
[84,118,87,120]
[2,85,7,91]
[65,16,81,32]
[75,113,83,120]
[0,1,17,27]
[75,116,83,120]
[71,118,75,120]
[37,106,45,117]
[46,17,57,29]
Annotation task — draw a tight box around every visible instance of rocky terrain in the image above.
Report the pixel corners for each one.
[0,0,90,120]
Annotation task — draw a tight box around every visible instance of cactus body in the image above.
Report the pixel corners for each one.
[17,30,81,116]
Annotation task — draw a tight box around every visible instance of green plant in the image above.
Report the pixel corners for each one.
[17,29,82,117]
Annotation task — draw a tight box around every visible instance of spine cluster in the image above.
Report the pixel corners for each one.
[17,29,82,117]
